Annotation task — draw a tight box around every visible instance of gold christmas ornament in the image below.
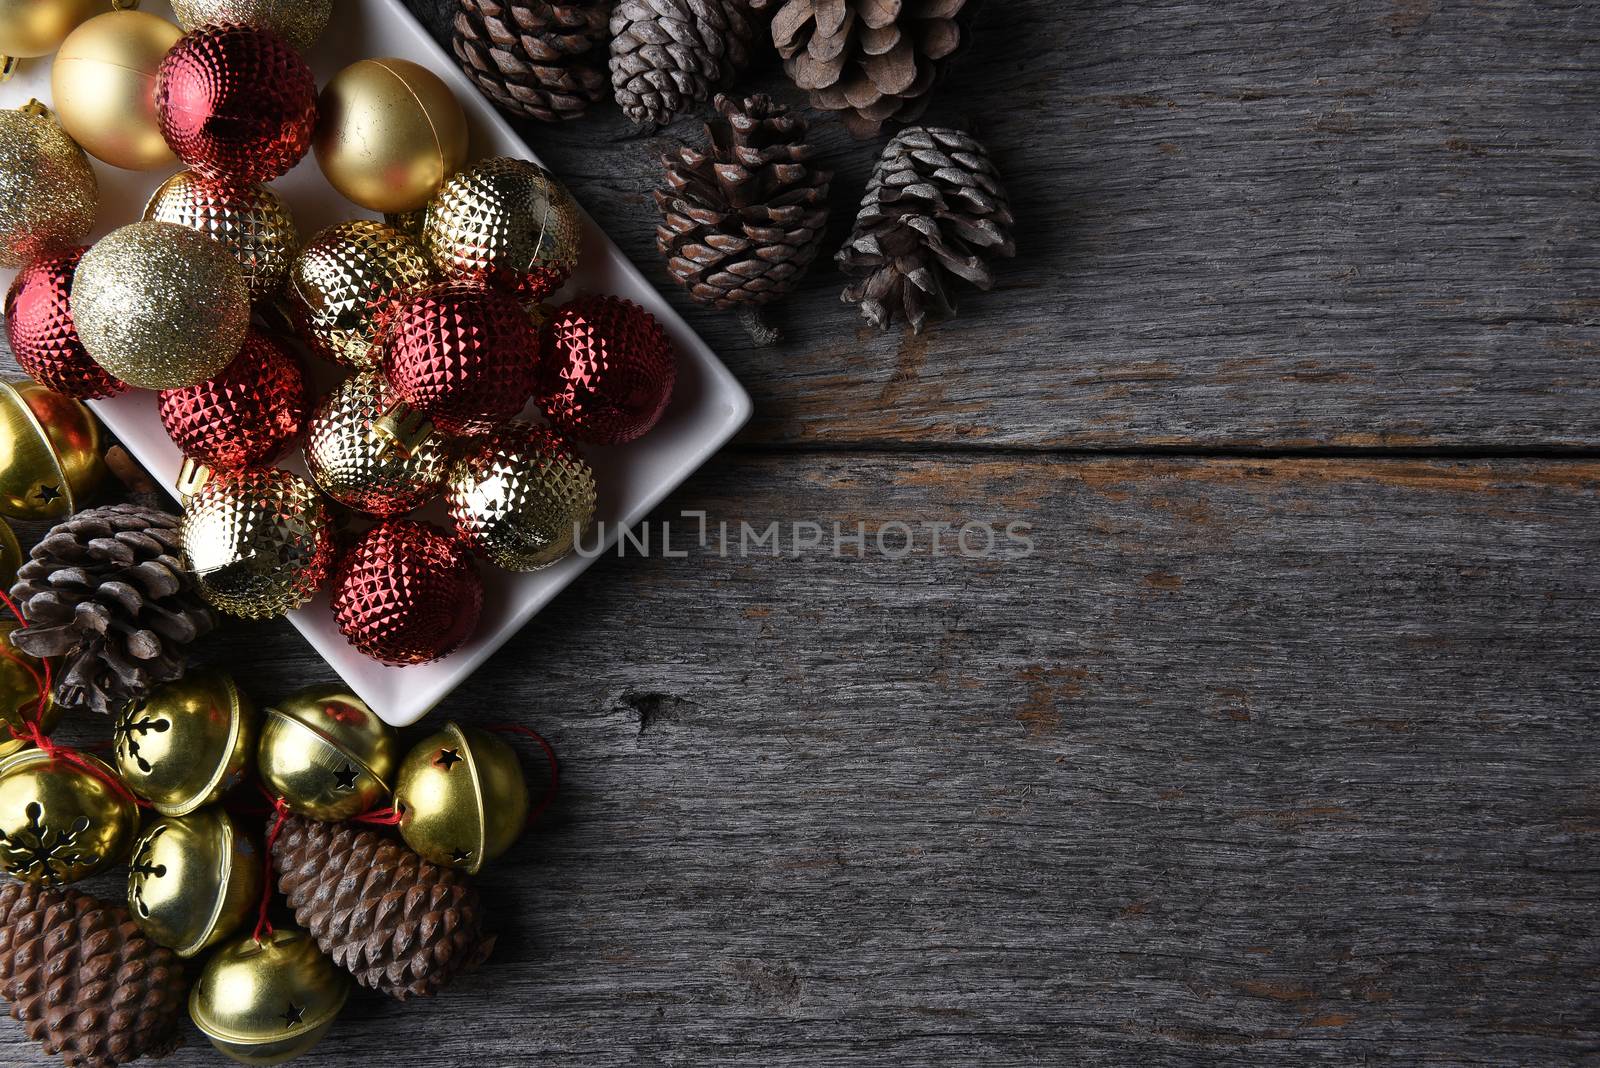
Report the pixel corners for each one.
[180,467,333,620]
[114,669,257,816]
[447,422,596,572]
[0,0,98,72]
[190,926,351,1066]
[144,171,300,304]
[394,722,528,874]
[287,219,434,370]
[258,685,398,820]
[0,377,104,520]
[0,746,137,884]
[315,57,469,214]
[304,370,453,517]
[0,620,59,761]
[72,221,250,390]
[128,808,261,957]
[51,9,182,170]
[0,100,95,268]
[171,0,330,52]
[421,155,584,304]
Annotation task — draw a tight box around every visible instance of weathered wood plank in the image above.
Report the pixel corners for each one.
[6,455,1595,1066]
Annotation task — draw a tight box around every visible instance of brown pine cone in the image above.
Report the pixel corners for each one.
[610,0,759,127]
[9,503,217,716]
[0,881,185,1068]
[837,125,1015,333]
[756,0,979,138]
[453,0,611,122]
[270,813,495,1000]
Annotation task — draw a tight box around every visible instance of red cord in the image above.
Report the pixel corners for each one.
[353,806,403,826]
[482,723,560,828]
[253,792,290,943]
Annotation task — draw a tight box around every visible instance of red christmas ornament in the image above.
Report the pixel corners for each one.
[537,295,676,446]
[330,519,483,666]
[4,248,125,399]
[378,282,542,440]
[158,331,308,469]
[156,24,316,182]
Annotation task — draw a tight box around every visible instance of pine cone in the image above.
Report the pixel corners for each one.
[270,814,495,1000]
[837,125,1014,333]
[756,0,978,138]
[0,881,185,1068]
[610,0,759,127]
[9,504,217,717]
[655,93,832,335]
[453,0,610,122]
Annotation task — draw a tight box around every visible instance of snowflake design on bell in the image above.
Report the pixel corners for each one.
[0,802,93,884]
[114,705,172,775]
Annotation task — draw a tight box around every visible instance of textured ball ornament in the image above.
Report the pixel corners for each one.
[72,221,251,390]
[0,102,95,268]
[305,371,452,517]
[421,155,583,304]
[190,927,351,1066]
[315,57,469,214]
[331,520,483,667]
[171,0,330,51]
[51,10,182,170]
[5,247,125,399]
[127,808,261,958]
[539,295,678,445]
[0,377,104,520]
[0,747,137,885]
[144,171,300,303]
[448,422,596,571]
[158,332,308,470]
[156,23,317,182]
[0,619,60,762]
[114,670,257,817]
[258,685,398,820]
[393,722,528,874]
[288,220,434,370]
[0,0,98,61]
[180,467,333,619]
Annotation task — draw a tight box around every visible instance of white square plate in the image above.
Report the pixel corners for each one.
[0,0,752,725]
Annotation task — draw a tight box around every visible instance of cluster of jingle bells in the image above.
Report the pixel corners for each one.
[0,0,679,666]
[0,670,530,1063]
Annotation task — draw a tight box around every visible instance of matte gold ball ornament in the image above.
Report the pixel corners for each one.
[190,926,351,1065]
[258,685,398,821]
[0,100,95,268]
[179,467,333,620]
[0,0,99,71]
[128,807,262,957]
[315,57,470,214]
[0,746,137,885]
[394,722,529,874]
[0,378,104,519]
[171,0,330,52]
[144,171,300,304]
[287,220,434,370]
[0,620,59,761]
[51,9,182,170]
[114,670,257,816]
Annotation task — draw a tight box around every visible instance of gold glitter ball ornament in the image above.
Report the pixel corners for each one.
[144,171,300,304]
[171,0,330,52]
[0,101,95,269]
[114,669,257,817]
[51,9,182,170]
[447,421,596,572]
[0,620,60,762]
[258,685,398,821]
[421,155,583,305]
[0,377,104,520]
[190,926,350,1066]
[287,220,434,370]
[0,747,137,885]
[304,370,452,517]
[393,722,528,874]
[180,467,334,620]
[127,808,262,958]
[71,221,250,390]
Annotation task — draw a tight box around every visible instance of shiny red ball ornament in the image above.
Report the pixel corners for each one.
[537,295,677,446]
[331,519,483,666]
[159,331,308,469]
[379,281,542,438]
[4,248,126,399]
[156,24,317,182]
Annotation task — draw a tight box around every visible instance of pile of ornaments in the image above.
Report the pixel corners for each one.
[1,0,679,666]
[0,669,532,1064]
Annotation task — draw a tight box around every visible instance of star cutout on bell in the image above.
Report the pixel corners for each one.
[449,847,472,865]
[280,1003,305,1028]
[33,484,60,504]
[332,764,359,791]
[434,748,462,770]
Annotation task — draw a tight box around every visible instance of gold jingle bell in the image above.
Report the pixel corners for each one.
[114,669,257,816]
[190,926,350,1066]
[0,378,104,520]
[258,685,397,820]
[0,746,137,884]
[394,722,528,874]
[0,516,21,588]
[0,619,60,761]
[128,807,261,958]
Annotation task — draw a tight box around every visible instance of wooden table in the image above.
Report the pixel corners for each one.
[6,1,1599,1064]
